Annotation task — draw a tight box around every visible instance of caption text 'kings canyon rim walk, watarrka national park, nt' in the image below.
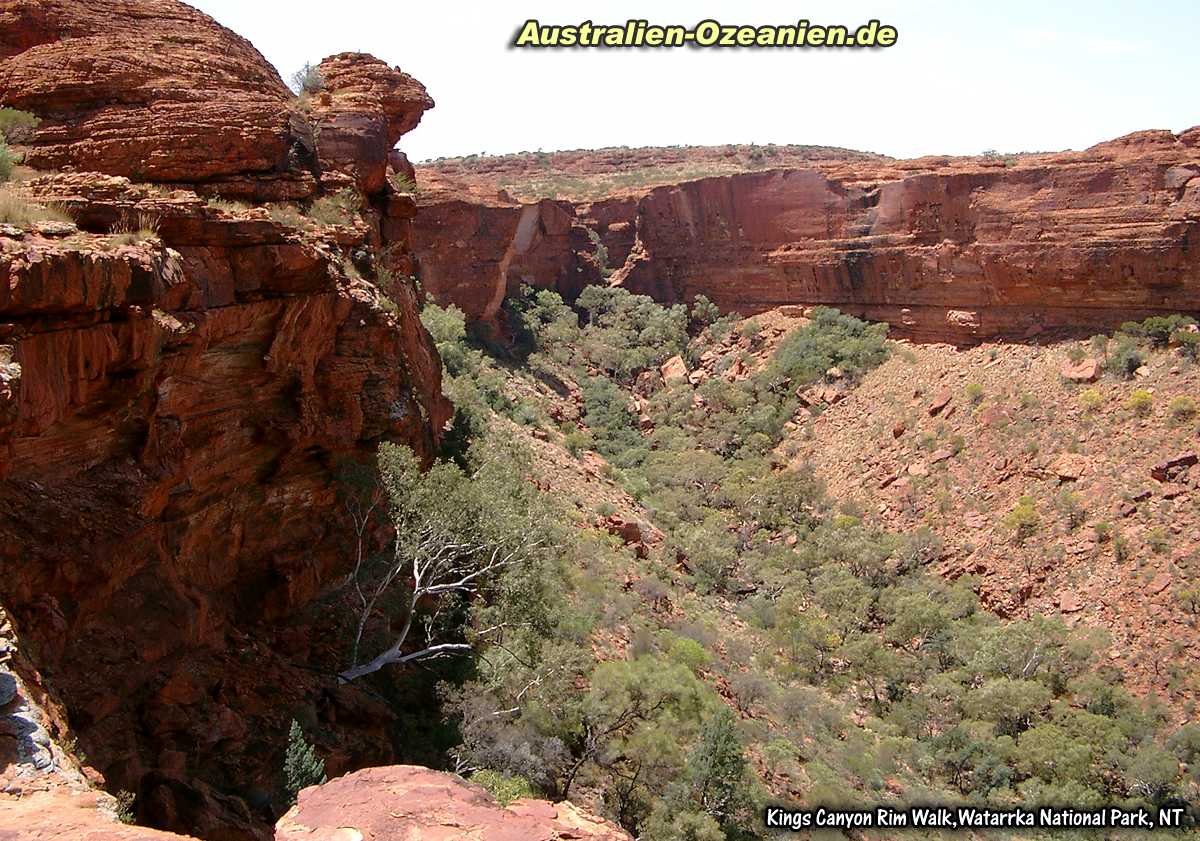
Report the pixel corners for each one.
[0,1,1199,840]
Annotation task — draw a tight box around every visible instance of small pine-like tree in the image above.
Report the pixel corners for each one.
[681,706,751,831]
[283,719,326,804]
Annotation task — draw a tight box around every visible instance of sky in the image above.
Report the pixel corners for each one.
[189,0,1200,163]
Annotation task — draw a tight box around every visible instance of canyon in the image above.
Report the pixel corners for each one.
[0,1,1197,840]
[413,131,1200,343]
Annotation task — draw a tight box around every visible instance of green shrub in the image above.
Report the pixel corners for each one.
[964,382,984,405]
[289,62,324,95]
[0,107,40,140]
[114,790,137,825]
[1079,388,1103,412]
[767,307,889,385]
[1168,395,1197,422]
[0,139,12,183]
[1106,335,1143,379]
[472,769,536,805]
[690,294,721,327]
[1137,314,1196,348]
[1125,389,1154,417]
[1173,328,1200,361]
[308,189,358,226]
[1002,495,1040,545]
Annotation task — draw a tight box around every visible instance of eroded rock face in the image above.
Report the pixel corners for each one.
[414,130,1200,342]
[307,53,434,194]
[0,3,450,834]
[0,173,450,840]
[0,0,317,200]
[276,766,631,841]
[413,197,599,323]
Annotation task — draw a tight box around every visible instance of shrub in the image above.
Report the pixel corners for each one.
[1138,314,1196,348]
[1055,489,1086,531]
[767,307,889,385]
[1079,388,1103,413]
[0,188,72,227]
[289,62,324,95]
[389,173,417,194]
[691,294,721,328]
[308,189,359,226]
[472,769,536,805]
[1173,329,1200,361]
[283,719,326,804]
[563,430,593,457]
[1168,395,1197,423]
[114,790,137,825]
[965,382,984,405]
[1125,389,1154,417]
[1002,495,1040,545]
[0,139,12,183]
[0,108,40,140]
[1107,335,1143,379]
[267,203,306,227]
[1146,526,1169,555]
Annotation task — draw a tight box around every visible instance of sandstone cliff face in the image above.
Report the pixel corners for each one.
[413,197,599,323]
[414,131,1200,342]
[0,1,450,838]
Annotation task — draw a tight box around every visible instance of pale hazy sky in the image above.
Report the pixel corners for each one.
[190,0,1198,162]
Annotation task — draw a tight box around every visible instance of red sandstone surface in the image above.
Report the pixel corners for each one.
[276,765,631,841]
[413,131,1200,342]
[0,1,449,837]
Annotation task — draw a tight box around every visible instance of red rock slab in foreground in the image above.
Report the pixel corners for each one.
[275,765,632,841]
[0,790,201,841]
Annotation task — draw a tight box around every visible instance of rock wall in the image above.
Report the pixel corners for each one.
[414,129,1200,342]
[412,197,599,323]
[0,1,451,838]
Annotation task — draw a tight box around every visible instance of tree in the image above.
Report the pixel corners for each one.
[339,437,548,682]
[672,706,753,834]
[283,720,326,804]
[289,62,324,95]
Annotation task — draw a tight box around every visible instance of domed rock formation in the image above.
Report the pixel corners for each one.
[0,0,315,200]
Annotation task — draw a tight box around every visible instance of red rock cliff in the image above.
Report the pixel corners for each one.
[414,132,1200,342]
[0,1,450,839]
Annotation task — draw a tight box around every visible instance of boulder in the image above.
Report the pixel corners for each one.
[927,391,952,416]
[1151,452,1197,482]
[660,355,688,385]
[1060,358,1101,383]
[1051,453,1091,481]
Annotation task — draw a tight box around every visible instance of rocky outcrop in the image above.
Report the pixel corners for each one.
[0,0,315,200]
[0,2,450,838]
[306,53,433,194]
[0,1,433,202]
[414,130,1200,343]
[276,765,631,841]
